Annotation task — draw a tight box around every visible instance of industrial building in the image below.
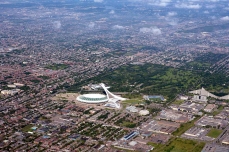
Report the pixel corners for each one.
[195,116,228,128]
[156,110,192,123]
[203,104,217,113]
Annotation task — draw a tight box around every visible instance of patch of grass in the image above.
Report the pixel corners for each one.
[212,105,224,116]
[20,85,30,91]
[45,63,69,70]
[122,98,143,105]
[192,142,206,152]
[38,75,50,80]
[30,79,40,83]
[22,124,34,132]
[153,138,205,152]
[97,112,110,120]
[122,93,142,99]
[121,121,136,128]
[206,128,222,138]
[173,116,200,136]
[147,142,164,150]
[172,100,184,105]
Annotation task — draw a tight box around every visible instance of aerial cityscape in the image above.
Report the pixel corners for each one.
[1,0,229,151]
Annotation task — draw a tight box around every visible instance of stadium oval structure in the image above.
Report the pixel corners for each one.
[76,83,126,108]
[77,94,108,103]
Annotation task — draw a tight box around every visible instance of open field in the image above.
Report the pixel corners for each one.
[52,93,79,101]
[149,137,205,152]
[172,100,185,105]
[206,129,222,138]
[122,98,143,105]
[45,63,69,70]
[22,124,34,132]
[212,105,224,116]
[121,121,136,128]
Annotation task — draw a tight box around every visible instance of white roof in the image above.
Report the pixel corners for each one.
[129,141,137,146]
[139,110,150,115]
[83,94,106,98]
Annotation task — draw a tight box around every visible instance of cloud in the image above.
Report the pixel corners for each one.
[221,16,229,21]
[211,16,216,20]
[148,0,171,6]
[205,5,215,9]
[94,0,103,2]
[109,10,115,14]
[53,21,61,29]
[112,25,125,30]
[167,12,177,16]
[175,3,201,9]
[209,0,219,2]
[88,22,95,29]
[168,20,178,26]
[140,27,162,35]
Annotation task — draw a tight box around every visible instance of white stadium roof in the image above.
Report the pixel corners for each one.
[77,94,108,103]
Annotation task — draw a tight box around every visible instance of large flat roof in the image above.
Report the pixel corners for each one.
[77,93,108,103]
[83,94,106,98]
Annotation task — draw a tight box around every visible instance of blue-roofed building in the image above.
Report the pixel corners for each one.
[122,131,139,141]
[143,95,166,101]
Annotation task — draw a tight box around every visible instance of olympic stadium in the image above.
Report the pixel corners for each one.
[77,94,108,103]
[76,83,126,108]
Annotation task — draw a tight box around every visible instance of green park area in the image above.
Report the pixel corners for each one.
[45,63,69,70]
[184,61,212,71]
[21,124,34,132]
[121,121,136,128]
[172,100,185,105]
[30,79,40,83]
[212,106,224,116]
[122,99,143,105]
[150,138,205,152]
[67,63,229,102]
[37,75,50,80]
[121,93,144,107]
[206,128,222,138]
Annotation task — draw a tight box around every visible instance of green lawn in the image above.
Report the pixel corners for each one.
[206,128,222,138]
[38,75,50,80]
[212,106,224,116]
[45,63,69,70]
[22,124,34,132]
[172,100,184,105]
[152,138,205,152]
[122,98,143,105]
[121,121,136,128]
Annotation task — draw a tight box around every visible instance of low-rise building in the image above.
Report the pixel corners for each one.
[180,96,188,100]
[184,127,206,137]
[202,143,229,152]
[195,116,228,128]
[222,134,229,145]
[170,102,205,114]
[1,89,20,95]
[126,106,139,113]
[139,120,180,135]
[203,104,217,113]
[139,110,149,116]
[156,110,192,123]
